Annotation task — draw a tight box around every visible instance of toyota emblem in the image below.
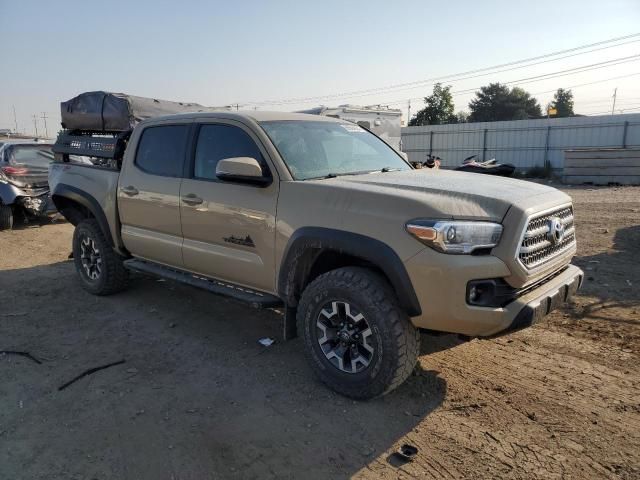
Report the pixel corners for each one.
[547,217,565,245]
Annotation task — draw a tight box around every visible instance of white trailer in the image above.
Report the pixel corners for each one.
[297,105,403,151]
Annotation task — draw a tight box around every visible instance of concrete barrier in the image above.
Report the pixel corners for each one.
[563,148,640,185]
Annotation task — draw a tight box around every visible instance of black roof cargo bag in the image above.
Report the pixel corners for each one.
[60,91,222,132]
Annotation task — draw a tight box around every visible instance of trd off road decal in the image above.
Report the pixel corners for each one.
[223,235,256,248]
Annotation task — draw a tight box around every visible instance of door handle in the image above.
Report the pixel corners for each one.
[182,193,203,206]
[121,186,139,196]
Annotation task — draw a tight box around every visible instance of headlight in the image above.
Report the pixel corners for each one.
[406,220,503,254]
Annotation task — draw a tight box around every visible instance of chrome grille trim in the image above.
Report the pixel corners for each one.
[518,205,576,270]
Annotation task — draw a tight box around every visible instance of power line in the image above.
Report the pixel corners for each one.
[582,100,640,111]
[264,54,640,113]
[450,55,640,95]
[575,96,639,106]
[531,72,640,95]
[584,105,640,115]
[397,72,640,108]
[342,39,640,103]
[241,32,640,106]
[377,57,640,108]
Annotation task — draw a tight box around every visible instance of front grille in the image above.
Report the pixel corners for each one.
[518,205,575,269]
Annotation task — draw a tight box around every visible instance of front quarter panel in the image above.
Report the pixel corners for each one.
[275,181,427,278]
[0,182,22,204]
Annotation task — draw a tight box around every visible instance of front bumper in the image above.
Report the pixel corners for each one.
[502,265,583,334]
[404,248,583,336]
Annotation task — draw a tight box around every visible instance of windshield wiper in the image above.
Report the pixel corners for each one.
[380,167,403,172]
[305,173,338,180]
[305,170,373,180]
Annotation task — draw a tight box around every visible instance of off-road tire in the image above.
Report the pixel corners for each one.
[72,219,128,295]
[297,266,420,399]
[0,205,13,230]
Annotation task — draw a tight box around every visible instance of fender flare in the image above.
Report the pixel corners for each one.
[278,227,422,317]
[0,182,22,205]
[51,183,114,247]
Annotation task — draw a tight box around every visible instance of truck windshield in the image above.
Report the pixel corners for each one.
[7,145,54,168]
[260,121,410,180]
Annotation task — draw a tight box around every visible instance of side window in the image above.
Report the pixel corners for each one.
[194,124,266,180]
[135,125,189,177]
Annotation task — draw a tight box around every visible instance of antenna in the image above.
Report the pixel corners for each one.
[611,87,617,114]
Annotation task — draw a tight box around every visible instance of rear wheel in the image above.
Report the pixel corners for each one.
[297,267,420,399]
[72,219,128,295]
[0,205,13,230]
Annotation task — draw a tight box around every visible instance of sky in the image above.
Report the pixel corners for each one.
[1,0,640,136]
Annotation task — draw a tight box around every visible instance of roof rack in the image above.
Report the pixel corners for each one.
[52,130,131,160]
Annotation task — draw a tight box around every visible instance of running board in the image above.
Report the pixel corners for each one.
[123,259,283,309]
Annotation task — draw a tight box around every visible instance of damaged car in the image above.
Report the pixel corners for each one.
[0,140,56,229]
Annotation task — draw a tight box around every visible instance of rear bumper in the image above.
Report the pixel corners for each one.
[404,247,583,336]
[18,193,54,216]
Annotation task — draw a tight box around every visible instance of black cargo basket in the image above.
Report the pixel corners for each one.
[52,130,131,160]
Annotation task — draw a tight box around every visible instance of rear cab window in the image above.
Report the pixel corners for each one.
[135,125,189,177]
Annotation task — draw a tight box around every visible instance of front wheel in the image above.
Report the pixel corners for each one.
[297,267,420,399]
[72,219,128,295]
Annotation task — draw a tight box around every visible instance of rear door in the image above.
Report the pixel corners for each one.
[179,121,279,293]
[118,121,191,267]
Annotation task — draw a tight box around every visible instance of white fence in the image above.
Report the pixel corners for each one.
[401,113,640,171]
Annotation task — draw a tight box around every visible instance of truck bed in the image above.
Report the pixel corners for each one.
[48,161,122,248]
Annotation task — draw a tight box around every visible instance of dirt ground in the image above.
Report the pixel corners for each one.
[0,184,638,479]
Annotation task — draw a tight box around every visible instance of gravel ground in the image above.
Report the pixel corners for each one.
[0,184,638,479]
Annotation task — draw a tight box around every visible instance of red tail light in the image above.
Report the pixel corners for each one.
[1,166,29,175]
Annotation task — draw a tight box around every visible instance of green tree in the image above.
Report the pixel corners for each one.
[409,83,456,126]
[550,88,574,117]
[455,111,469,123]
[468,83,542,122]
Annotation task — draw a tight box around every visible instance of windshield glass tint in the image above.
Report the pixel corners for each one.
[8,145,54,167]
[260,121,409,180]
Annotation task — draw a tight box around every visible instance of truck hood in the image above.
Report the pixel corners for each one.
[308,169,570,222]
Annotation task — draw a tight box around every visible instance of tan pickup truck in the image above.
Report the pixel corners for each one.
[50,108,583,399]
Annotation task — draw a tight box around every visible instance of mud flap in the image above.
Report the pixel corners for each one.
[283,306,298,341]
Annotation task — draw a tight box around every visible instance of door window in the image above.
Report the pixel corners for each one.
[194,124,266,180]
[134,125,189,177]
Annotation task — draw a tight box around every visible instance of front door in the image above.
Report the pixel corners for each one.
[180,121,279,293]
[118,121,191,268]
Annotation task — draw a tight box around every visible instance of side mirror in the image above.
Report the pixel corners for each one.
[216,157,271,186]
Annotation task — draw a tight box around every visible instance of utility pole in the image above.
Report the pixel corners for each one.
[41,112,49,138]
[407,99,411,126]
[31,114,39,137]
[611,87,617,115]
[12,105,18,133]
